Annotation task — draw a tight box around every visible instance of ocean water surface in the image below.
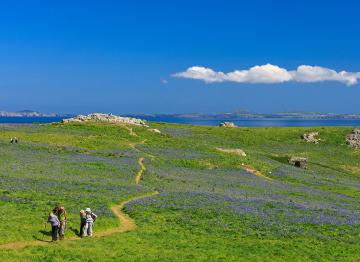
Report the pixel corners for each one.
[0,117,63,124]
[137,116,360,127]
[1,116,360,127]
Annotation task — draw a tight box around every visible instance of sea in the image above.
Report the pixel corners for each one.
[0,117,64,124]
[1,116,360,127]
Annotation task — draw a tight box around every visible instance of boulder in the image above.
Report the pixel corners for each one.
[216,148,246,157]
[149,128,161,134]
[289,156,308,169]
[302,132,320,144]
[62,113,147,126]
[346,128,360,148]
[219,122,237,127]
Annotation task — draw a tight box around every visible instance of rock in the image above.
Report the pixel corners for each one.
[149,128,161,134]
[62,113,147,126]
[346,128,360,148]
[219,122,237,127]
[216,148,246,157]
[301,132,320,144]
[288,156,308,169]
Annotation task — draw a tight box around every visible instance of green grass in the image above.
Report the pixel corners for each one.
[0,122,359,261]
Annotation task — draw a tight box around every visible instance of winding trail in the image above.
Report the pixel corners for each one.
[242,164,273,181]
[0,143,158,250]
[215,146,272,181]
[135,157,146,184]
[124,126,138,137]
[0,192,158,250]
[128,140,156,160]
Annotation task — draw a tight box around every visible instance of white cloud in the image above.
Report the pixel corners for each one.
[226,64,292,83]
[291,65,359,86]
[173,66,226,83]
[173,64,360,86]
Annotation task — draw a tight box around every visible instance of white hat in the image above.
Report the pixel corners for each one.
[85,208,91,212]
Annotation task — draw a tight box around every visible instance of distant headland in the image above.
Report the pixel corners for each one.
[0,110,73,118]
[127,111,360,120]
[2,110,360,119]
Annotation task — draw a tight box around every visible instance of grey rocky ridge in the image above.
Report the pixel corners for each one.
[62,113,148,126]
[346,128,360,148]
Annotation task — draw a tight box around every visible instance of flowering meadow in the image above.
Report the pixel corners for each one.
[0,122,359,261]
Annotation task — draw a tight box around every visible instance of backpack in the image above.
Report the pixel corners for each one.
[91,213,97,222]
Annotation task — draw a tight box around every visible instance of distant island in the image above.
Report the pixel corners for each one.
[0,110,72,117]
[2,110,360,120]
[127,111,360,120]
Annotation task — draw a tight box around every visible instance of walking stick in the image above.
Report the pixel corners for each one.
[42,221,47,241]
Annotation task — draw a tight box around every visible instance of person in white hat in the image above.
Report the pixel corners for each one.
[83,208,97,237]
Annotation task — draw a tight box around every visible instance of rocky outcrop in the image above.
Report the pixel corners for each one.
[219,122,237,127]
[216,148,246,157]
[62,113,147,126]
[289,156,308,169]
[302,132,320,144]
[346,128,360,148]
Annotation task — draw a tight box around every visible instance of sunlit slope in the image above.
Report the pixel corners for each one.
[0,123,359,261]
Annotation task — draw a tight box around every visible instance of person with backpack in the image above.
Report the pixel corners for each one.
[48,211,60,242]
[79,210,86,237]
[83,208,97,237]
[53,205,67,240]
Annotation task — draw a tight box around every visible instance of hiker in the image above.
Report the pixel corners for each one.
[83,208,97,237]
[53,205,67,240]
[14,137,18,144]
[79,210,86,237]
[48,212,60,242]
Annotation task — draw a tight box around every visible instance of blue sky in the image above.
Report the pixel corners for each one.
[0,0,359,114]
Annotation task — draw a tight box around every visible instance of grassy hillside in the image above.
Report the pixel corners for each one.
[0,122,359,261]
